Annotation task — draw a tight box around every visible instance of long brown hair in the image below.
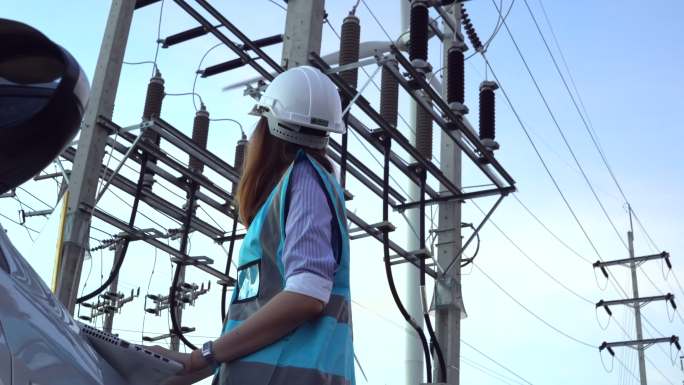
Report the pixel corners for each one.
[236,117,332,226]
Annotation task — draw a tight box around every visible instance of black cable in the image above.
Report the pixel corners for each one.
[77,154,150,304]
[380,136,432,383]
[221,210,239,321]
[168,181,199,350]
[418,167,446,382]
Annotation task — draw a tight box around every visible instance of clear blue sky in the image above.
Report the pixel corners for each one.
[2,1,683,384]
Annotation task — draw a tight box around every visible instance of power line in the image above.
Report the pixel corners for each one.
[266,0,286,12]
[490,0,628,251]
[527,0,679,321]
[461,338,536,385]
[472,262,595,348]
[472,200,594,304]
[512,193,591,264]
[534,0,631,211]
[17,186,54,210]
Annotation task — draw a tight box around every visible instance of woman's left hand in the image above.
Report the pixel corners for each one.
[146,345,193,374]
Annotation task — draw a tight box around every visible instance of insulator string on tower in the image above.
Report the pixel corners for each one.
[461,3,483,52]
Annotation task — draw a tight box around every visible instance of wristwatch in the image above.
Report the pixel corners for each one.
[201,341,219,371]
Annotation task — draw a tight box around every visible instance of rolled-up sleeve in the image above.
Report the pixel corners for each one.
[281,160,338,304]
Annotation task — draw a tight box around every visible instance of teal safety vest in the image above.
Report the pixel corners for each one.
[218,151,355,385]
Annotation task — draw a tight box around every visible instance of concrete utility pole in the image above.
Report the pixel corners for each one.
[280,0,326,69]
[400,1,426,383]
[55,0,136,314]
[628,208,648,385]
[435,4,463,385]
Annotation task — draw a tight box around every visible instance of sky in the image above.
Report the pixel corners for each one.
[1,1,683,385]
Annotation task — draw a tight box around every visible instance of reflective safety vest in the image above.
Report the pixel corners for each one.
[218,151,355,385]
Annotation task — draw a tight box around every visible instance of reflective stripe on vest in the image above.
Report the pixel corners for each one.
[218,151,355,385]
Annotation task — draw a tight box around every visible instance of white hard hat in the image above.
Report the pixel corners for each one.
[251,65,345,149]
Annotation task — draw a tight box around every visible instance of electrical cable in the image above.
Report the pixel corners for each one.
[77,158,149,304]
[0,211,39,233]
[168,181,199,350]
[17,186,54,210]
[165,92,205,108]
[471,201,594,305]
[267,0,286,11]
[465,0,516,61]
[512,194,592,264]
[461,338,536,385]
[380,135,432,383]
[192,42,223,111]
[13,197,35,241]
[141,246,158,342]
[534,0,634,217]
[472,262,595,348]
[221,211,239,321]
[418,167,446,382]
[123,60,157,66]
[152,0,165,76]
[478,51,639,302]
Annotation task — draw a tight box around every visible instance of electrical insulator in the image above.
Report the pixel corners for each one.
[339,14,360,109]
[201,58,246,78]
[143,70,165,121]
[141,71,165,189]
[232,133,247,195]
[244,34,284,51]
[409,0,430,72]
[380,62,399,128]
[416,91,433,160]
[162,26,208,48]
[479,81,499,154]
[189,104,210,173]
[461,4,483,52]
[446,46,467,114]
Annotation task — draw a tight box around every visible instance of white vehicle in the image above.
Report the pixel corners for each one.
[0,224,129,385]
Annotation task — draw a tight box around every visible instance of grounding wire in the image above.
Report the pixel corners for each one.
[490,0,628,251]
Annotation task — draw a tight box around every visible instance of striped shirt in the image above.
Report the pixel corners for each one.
[281,159,338,304]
